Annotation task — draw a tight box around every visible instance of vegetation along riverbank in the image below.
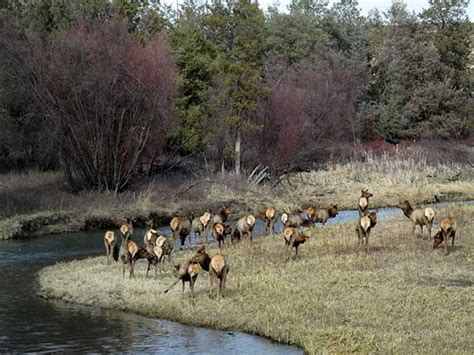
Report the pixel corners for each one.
[39,205,474,353]
[2,153,473,240]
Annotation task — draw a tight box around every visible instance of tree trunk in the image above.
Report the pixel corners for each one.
[59,151,74,190]
[235,130,241,175]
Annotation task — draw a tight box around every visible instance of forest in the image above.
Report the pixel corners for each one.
[0,0,472,191]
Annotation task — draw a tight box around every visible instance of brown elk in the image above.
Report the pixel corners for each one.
[358,190,373,216]
[433,217,457,255]
[192,212,211,245]
[211,205,231,225]
[170,216,192,250]
[235,215,256,242]
[164,260,200,298]
[104,230,118,264]
[212,223,232,248]
[259,207,276,235]
[356,209,379,253]
[190,247,229,297]
[118,224,139,279]
[143,234,174,277]
[209,254,229,297]
[283,227,310,260]
[281,213,313,229]
[398,200,435,239]
[307,204,338,225]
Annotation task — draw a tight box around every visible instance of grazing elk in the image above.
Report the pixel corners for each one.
[356,209,379,253]
[212,223,232,248]
[398,200,435,239]
[104,231,119,264]
[118,224,139,279]
[192,212,211,245]
[283,227,310,260]
[307,204,338,225]
[170,216,192,250]
[358,190,373,216]
[209,254,229,297]
[281,213,313,229]
[433,217,457,255]
[235,215,256,242]
[259,207,276,235]
[164,260,200,298]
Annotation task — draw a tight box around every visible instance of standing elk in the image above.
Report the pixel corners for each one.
[192,212,211,245]
[307,204,338,225]
[190,247,229,297]
[212,223,232,248]
[358,190,373,216]
[235,215,256,242]
[398,200,435,239]
[118,224,138,279]
[104,230,119,264]
[209,254,229,297]
[211,205,231,225]
[170,216,192,250]
[356,209,379,253]
[283,227,310,260]
[259,207,276,235]
[433,217,457,255]
[164,260,200,298]
[281,213,313,229]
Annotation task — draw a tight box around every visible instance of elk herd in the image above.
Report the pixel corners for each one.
[102,189,458,298]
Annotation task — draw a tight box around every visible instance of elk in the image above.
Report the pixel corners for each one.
[104,230,119,264]
[235,215,256,242]
[211,205,231,225]
[307,204,338,225]
[356,209,379,253]
[283,227,310,260]
[170,216,192,250]
[397,200,435,239]
[144,234,174,277]
[433,217,457,255]
[358,190,373,216]
[192,212,211,245]
[164,260,200,298]
[190,246,211,271]
[118,224,138,279]
[209,254,229,297]
[212,223,232,248]
[259,207,276,235]
[281,213,313,229]
[190,247,229,297]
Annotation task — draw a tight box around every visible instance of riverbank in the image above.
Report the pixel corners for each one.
[38,205,474,353]
[2,154,473,239]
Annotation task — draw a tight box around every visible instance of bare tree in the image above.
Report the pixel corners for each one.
[3,18,176,191]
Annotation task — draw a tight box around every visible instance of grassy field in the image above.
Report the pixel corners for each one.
[38,205,474,353]
[2,152,473,239]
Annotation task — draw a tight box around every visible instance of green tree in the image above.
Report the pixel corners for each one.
[169,1,217,153]
[204,0,267,174]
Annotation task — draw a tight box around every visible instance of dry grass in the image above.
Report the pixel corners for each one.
[2,153,473,239]
[39,205,474,353]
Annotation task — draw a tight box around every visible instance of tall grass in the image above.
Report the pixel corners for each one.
[38,205,474,353]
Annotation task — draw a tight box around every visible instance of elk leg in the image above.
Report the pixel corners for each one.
[209,271,214,296]
[190,277,196,298]
[181,280,185,297]
[427,222,432,240]
[444,231,449,255]
[412,224,416,238]
[366,232,370,254]
[451,231,455,247]
[222,269,227,297]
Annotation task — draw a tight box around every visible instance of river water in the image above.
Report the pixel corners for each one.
[1,200,471,352]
